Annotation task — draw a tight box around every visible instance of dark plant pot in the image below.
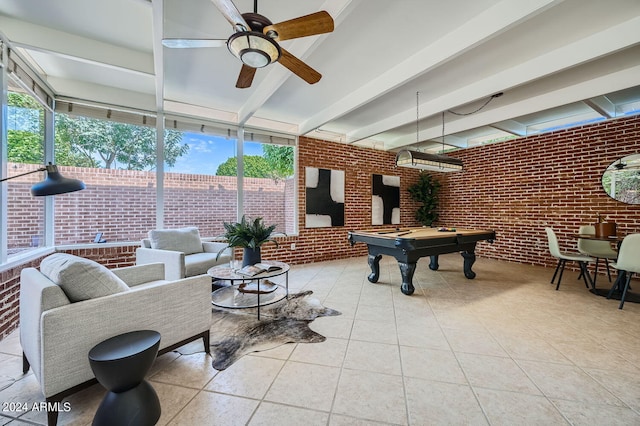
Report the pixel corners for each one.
[242,247,261,267]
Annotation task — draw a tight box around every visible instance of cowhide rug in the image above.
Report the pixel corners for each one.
[204,290,340,370]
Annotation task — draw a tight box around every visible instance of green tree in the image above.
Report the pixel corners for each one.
[54,114,188,170]
[263,144,294,178]
[7,92,44,164]
[216,155,273,177]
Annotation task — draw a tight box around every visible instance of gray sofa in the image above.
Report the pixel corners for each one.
[136,227,232,280]
[20,253,212,425]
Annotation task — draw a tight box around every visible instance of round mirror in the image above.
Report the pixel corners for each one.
[602,154,640,204]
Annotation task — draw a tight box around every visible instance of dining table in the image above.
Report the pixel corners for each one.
[575,233,638,304]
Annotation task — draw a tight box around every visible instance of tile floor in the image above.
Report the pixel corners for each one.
[0,254,639,425]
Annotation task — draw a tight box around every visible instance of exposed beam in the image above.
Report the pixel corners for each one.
[491,120,527,136]
[360,15,640,148]
[0,16,154,77]
[385,63,640,151]
[584,96,616,119]
[299,0,564,136]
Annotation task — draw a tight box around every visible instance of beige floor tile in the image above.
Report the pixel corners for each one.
[349,319,398,345]
[397,323,449,350]
[168,390,258,426]
[517,360,624,406]
[584,367,640,412]
[443,327,509,357]
[551,398,640,425]
[343,340,401,376]
[289,337,348,367]
[309,315,354,340]
[205,355,284,399]
[354,303,395,323]
[264,361,340,411]
[328,413,395,425]
[153,381,199,426]
[404,376,488,425]
[474,387,568,425]
[2,255,639,425]
[150,352,217,389]
[249,402,329,426]
[456,352,542,395]
[399,346,466,384]
[332,369,407,425]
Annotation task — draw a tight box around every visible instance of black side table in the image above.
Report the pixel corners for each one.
[89,330,161,426]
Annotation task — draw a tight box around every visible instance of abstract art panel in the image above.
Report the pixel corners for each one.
[305,167,345,228]
[372,174,400,225]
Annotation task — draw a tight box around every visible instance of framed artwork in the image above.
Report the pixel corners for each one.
[305,167,345,228]
[372,174,400,225]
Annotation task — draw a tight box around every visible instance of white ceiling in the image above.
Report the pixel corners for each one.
[1,0,640,153]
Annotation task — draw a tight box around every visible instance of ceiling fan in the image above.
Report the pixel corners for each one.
[162,0,334,89]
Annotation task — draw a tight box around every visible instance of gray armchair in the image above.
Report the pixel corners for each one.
[20,253,212,425]
[136,227,232,280]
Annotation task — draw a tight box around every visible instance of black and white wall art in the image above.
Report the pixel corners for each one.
[372,174,400,225]
[305,167,345,228]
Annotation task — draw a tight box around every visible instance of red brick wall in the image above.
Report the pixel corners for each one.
[438,114,640,269]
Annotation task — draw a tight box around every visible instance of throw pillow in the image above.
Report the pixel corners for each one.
[40,253,129,302]
[148,227,203,255]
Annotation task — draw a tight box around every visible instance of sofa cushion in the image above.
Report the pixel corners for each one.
[40,253,129,302]
[148,227,203,255]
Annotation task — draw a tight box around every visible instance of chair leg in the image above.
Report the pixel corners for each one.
[22,352,30,374]
[607,271,625,299]
[619,272,633,310]
[604,258,612,283]
[556,260,566,290]
[578,262,593,289]
[592,258,600,287]
[551,259,562,284]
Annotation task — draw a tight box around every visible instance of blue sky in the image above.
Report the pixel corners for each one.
[166,132,264,175]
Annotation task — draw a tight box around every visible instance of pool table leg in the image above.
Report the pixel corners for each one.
[399,262,416,295]
[367,254,382,283]
[429,255,439,270]
[461,250,477,279]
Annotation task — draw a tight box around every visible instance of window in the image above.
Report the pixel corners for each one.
[5,88,46,257]
[242,133,295,235]
[52,104,159,244]
[164,122,238,237]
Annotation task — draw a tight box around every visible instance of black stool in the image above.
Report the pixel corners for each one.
[89,330,161,426]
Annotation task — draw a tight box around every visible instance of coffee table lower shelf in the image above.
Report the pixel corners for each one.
[211,284,287,310]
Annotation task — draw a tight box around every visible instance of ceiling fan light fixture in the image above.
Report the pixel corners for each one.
[227,31,280,68]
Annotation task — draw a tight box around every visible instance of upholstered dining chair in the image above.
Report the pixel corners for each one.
[577,225,618,286]
[606,233,640,309]
[545,228,595,290]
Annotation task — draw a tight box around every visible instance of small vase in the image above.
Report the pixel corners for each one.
[242,247,261,267]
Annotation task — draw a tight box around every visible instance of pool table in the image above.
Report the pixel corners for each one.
[348,227,496,295]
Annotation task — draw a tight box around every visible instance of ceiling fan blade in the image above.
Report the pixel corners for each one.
[263,11,334,42]
[236,65,257,89]
[162,39,226,48]
[278,48,321,85]
[210,0,250,31]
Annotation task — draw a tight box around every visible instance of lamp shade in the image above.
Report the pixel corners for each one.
[395,150,463,172]
[227,31,281,68]
[30,164,86,196]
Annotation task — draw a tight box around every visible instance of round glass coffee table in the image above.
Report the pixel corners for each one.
[208,260,289,320]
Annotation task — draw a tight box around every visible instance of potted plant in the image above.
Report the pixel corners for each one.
[407,172,441,227]
[217,215,282,266]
